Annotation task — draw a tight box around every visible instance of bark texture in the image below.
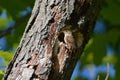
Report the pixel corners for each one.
[4,0,102,80]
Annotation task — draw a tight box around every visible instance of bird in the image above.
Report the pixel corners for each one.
[62,30,76,51]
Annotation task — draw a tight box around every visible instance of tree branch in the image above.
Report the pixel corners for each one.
[3,0,103,80]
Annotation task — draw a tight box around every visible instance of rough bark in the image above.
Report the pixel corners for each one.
[3,0,102,80]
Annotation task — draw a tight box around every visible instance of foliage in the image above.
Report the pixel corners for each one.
[0,51,13,64]
[0,0,34,79]
[0,50,13,79]
[78,0,120,80]
[0,70,4,80]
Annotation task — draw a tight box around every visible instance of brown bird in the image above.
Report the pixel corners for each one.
[62,30,76,51]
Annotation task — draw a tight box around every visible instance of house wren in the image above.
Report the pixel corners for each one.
[62,30,76,51]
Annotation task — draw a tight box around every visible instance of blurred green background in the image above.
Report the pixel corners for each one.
[0,0,120,80]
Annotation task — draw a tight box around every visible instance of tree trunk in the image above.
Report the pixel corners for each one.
[3,0,102,80]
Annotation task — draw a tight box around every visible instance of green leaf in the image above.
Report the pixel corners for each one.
[101,0,120,25]
[0,51,13,62]
[81,34,107,68]
[0,10,12,29]
[115,53,120,80]
[104,29,120,47]
[85,34,106,65]
[0,18,8,29]
[74,77,84,80]
[0,70,4,80]
[84,38,93,51]
[6,15,29,48]
[103,55,117,64]
[0,0,34,19]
